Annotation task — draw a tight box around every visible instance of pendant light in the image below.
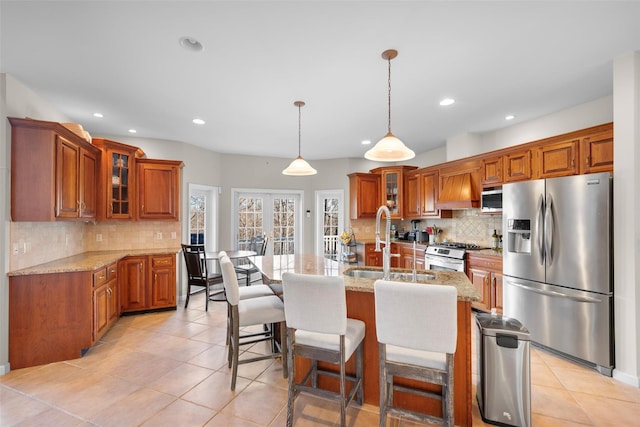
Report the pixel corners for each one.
[365,49,415,162]
[283,100,317,176]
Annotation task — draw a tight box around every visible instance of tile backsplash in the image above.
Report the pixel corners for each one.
[349,209,502,246]
[10,221,181,271]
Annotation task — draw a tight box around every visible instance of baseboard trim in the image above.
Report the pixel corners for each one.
[613,369,640,388]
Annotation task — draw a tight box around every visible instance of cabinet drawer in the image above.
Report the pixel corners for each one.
[467,254,503,271]
[152,255,174,268]
[93,268,108,287]
[106,262,118,281]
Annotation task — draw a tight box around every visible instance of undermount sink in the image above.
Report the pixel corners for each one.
[344,268,435,282]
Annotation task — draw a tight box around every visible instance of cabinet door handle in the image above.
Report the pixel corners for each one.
[139,263,143,272]
[586,155,590,166]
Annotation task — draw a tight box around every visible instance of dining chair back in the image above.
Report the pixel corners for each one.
[281,272,365,427]
[374,280,458,427]
[181,244,224,311]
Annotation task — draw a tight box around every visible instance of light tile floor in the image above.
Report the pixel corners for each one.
[1,292,639,426]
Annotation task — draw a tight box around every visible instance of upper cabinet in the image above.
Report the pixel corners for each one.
[9,117,100,221]
[370,166,417,218]
[405,168,452,219]
[92,138,145,221]
[504,149,533,183]
[137,159,183,221]
[534,137,579,179]
[348,173,380,219]
[580,127,613,174]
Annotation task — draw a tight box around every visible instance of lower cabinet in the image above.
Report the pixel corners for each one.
[120,254,176,313]
[357,243,400,267]
[93,262,119,342]
[466,252,503,313]
[397,242,426,270]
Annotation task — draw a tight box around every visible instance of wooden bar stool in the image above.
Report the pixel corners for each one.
[374,280,458,427]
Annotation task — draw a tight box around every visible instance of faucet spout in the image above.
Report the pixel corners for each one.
[375,205,393,280]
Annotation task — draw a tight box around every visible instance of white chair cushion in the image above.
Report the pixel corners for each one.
[239,284,274,300]
[385,344,448,371]
[220,257,240,305]
[238,295,285,326]
[295,318,365,360]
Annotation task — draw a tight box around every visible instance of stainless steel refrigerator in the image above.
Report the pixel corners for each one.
[502,172,613,375]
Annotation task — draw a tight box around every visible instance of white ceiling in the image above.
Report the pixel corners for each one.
[2,1,639,161]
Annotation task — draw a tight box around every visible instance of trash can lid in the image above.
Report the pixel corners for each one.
[476,313,530,340]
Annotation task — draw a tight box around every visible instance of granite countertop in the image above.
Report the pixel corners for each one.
[467,248,503,258]
[255,254,480,303]
[7,248,181,276]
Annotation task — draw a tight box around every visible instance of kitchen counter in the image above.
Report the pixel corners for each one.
[7,248,181,276]
[467,248,503,258]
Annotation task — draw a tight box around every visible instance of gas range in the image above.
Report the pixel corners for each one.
[426,242,486,259]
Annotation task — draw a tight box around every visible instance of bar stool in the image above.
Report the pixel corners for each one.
[374,280,457,427]
[281,272,365,427]
[219,256,287,391]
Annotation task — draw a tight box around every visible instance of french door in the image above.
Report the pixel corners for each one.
[315,190,344,259]
[232,190,303,255]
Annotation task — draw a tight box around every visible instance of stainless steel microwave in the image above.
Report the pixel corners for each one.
[481,189,502,213]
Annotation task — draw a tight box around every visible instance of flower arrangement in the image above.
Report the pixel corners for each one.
[340,230,352,245]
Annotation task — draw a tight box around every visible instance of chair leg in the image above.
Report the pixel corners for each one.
[286,328,295,427]
[379,344,387,427]
[205,282,209,312]
[230,307,240,391]
[184,286,190,309]
[280,322,288,378]
[445,354,455,427]
[339,336,346,427]
[356,341,363,405]
[311,360,318,388]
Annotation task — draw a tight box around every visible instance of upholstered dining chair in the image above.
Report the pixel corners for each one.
[219,256,287,391]
[374,280,458,427]
[181,244,224,311]
[281,272,365,427]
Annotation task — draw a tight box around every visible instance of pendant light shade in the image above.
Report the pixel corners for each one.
[365,49,415,162]
[283,101,317,176]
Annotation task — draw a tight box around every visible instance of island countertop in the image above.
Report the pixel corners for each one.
[252,254,480,302]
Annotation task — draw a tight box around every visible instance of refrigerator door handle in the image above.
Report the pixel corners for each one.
[507,281,603,303]
[545,194,554,266]
[537,194,545,265]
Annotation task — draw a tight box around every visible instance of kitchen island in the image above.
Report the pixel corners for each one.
[255,254,479,427]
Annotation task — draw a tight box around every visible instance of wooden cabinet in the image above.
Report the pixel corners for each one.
[405,168,452,219]
[92,138,144,221]
[150,255,177,307]
[9,117,100,221]
[397,242,426,270]
[93,262,118,342]
[137,159,183,221]
[504,149,533,183]
[348,173,380,219]
[481,156,503,187]
[120,254,176,313]
[534,138,579,178]
[466,252,503,313]
[370,166,417,218]
[581,128,613,174]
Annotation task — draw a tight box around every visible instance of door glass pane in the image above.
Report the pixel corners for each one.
[323,198,339,260]
[273,197,295,255]
[189,194,206,244]
[237,197,264,250]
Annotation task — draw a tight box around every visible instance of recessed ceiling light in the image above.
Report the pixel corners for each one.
[93,112,103,118]
[192,118,205,125]
[128,129,137,133]
[179,36,204,52]
[439,98,455,106]
[361,140,371,145]
[505,115,516,120]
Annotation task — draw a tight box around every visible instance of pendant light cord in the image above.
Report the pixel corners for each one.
[298,103,302,156]
[387,55,392,134]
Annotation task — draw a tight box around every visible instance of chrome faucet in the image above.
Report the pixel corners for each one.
[375,205,399,280]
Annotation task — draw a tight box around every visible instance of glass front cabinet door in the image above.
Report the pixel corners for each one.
[370,166,417,219]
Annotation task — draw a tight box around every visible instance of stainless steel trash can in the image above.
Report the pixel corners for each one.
[476,313,531,427]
